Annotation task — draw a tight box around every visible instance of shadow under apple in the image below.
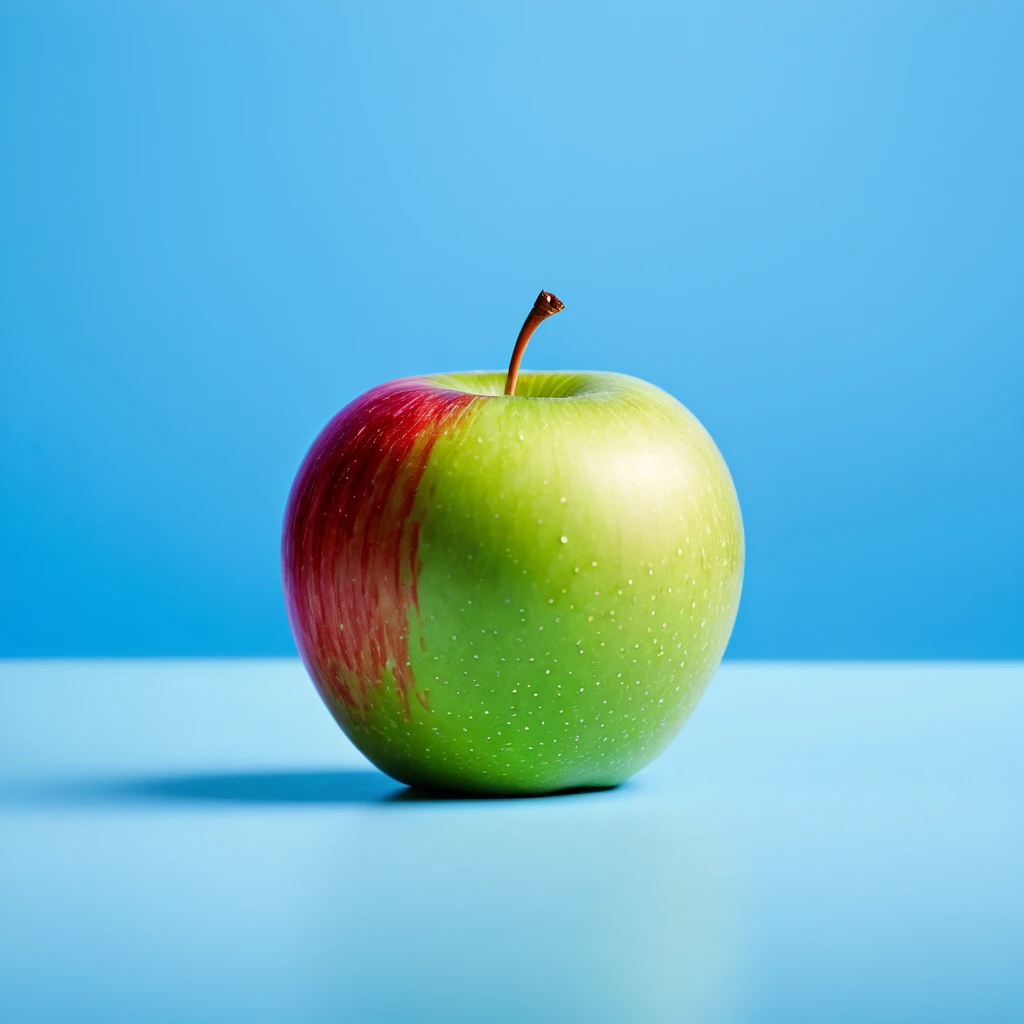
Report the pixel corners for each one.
[3,768,623,808]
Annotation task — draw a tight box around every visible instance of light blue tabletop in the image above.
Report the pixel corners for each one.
[2,661,1022,1023]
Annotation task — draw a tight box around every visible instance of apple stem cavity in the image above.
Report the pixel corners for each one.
[504,290,565,397]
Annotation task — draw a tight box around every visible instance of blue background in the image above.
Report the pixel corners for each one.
[2,1,1022,659]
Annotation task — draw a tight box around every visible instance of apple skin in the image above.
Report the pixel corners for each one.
[283,370,743,794]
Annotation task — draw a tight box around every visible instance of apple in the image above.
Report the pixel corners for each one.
[282,292,743,794]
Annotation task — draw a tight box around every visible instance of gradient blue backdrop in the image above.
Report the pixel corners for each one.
[2,1,1021,658]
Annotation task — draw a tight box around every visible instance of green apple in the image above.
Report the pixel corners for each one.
[283,293,743,794]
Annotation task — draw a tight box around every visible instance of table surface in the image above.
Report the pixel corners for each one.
[2,660,1022,1024]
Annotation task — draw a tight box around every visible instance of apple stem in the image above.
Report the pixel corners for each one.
[504,290,565,396]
